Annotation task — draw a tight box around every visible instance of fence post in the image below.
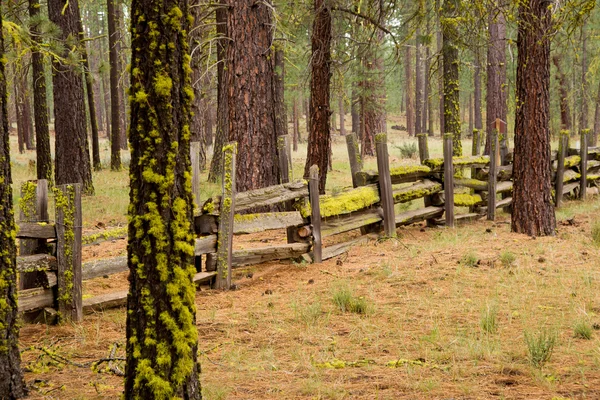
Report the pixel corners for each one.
[580,129,589,200]
[417,133,429,163]
[190,141,201,207]
[19,179,49,290]
[309,165,322,263]
[216,142,237,290]
[376,134,396,237]
[471,129,480,157]
[555,131,569,207]
[277,135,292,184]
[487,129,498,221]
[443,134,455,228]
[55,183,82,323]
[346,133,362,188]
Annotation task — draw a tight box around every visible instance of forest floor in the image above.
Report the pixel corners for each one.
[12,117,600,399]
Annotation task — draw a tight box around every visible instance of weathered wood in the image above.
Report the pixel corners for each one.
[496,181,513,193]
[496,118,509,165]
[18,287,54,313]
[561,169,581,183]
[232,243,311,267]
[355,166,432,186]
[216,142,236,290]
[555,132,568,207]
[19,180,49,255]
[277,135,292,184]
[309,165,322,263]
[476,165,513,181]
[562,182,579,196]
[417,133,429,163]
[552,155,581,171]
[82,256,127,281]
[423,155,490,172]
[16,222,56,239]
[376,134,396,237]
[55,183,83,323]
[472,129,481,156]
[297,225,312,238]
[443,134,455,228]
[17,254,57,272]
[580,129,589,200]
[455,178,487,191]
[195,235,217,256]
[194,214,218,235]
[320,234,376,261]
[496,196,512,209]
[190,142,202,207]
[346,133,363,187]
[321,208,382,237]
[199,181,308,216]
[395,206,444,226]
[392,180,442,203]
[233,212,306,235]
[487,129,498,220]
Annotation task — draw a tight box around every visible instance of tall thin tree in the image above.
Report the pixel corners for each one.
[441,0,462,155]
[107,0,122,170]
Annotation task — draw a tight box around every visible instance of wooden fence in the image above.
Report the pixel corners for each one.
[17,126,600,323]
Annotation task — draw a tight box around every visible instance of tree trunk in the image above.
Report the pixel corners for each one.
[304,0,332,193]
[293,97,299,151]
[425,16,433,136]
[100,39,112,140]
[189,2,208,171]
[13,66,31,154]
[436,0,444,136]
[474,48,483,131]
[468,93,474,136]
[125,0,201,397]
[485,1,508,154]
[579,25,588,131]
[226,0,279,192]
[48,0,94,194]
[107,0,122,170]
[0,8,27,397]
[339,95,345,136]
[29,0,52,182]
[442,0,462,156]
[415,30,423,135]
[208,0,228,183]
[273,44,288,139]
[117,4,128,150]
[511,0,556,237]
[552,55,572,131]
[351,87,360,135]
[593,78,600,147]
[78,18,101,171]
[405,44,415,137]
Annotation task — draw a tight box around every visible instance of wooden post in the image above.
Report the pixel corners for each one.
[277,135,292,184]
[216,142,237,290]
[487,129,498,220]
[443,134,454,228]
[580,129,589,200]
[376,134,396,237]
[55,183,82,323]
[308,165,322,263]
[346,133,362,188]
[471,129,480,156]
[417,133,429,163]
[19,179,49,290]
[496,118,508,165]
[555,131,569,207]
[190,141,201,207]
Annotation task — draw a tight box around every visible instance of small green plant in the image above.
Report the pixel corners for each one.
[500,251,516,267]
[332,284,371,315]
[461,251,478,268]
[395,142,418,159]
[592,221,600,246]
[573,320,593,340]
[480,305,498,334]
[525,329,556,367]
[293,300,323,326]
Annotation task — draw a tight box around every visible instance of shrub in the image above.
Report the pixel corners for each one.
[573,320,593,340]
[395,142,418,159]
[332,285,372,315]
[525,329,556,367]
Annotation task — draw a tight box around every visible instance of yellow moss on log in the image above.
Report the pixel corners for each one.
[454,193,483,207]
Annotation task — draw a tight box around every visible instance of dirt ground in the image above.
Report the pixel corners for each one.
[18,198,600,399]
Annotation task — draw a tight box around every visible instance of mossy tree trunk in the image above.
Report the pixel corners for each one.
[0,8,27,397]
[485,0,507,155]
[208,0,228,183]
[304,0,332,193]
[511,0,556,237]
[107,0,122,170]
[441,0,462,156]
[48,0,94,195]
[29,0,53,182]
[415,29,422,135]
[125,0,201,397]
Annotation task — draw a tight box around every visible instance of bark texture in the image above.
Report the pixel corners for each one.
[107,0,122,170]
[304,0,332,193]
[0,8,27,397]
[441,0,462,156]
[405,44,415,137]
[126,0,202,397]
[552,55,572,131]
[511,0,556,236]
[48,0,94,194]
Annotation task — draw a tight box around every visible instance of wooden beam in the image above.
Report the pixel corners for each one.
[232,243,311,267]
[17,254,57,272]
[309,165,322,263]
[216,142,237,290]
[487,129,498,221]
[195,235,217,256]
[16,222,56,239]
[375,134,396,237]
[18,287,54,313]
[322,208,382,237]
[82,256,127,281]
[190,141,201,207]
[396,206,445,226]
[233,212,306,235]
[443,134,455,228]
[555,132,569,207]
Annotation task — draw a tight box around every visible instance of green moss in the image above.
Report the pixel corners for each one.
[53,185,76,316]
[389,164,431,177]
[82,226,127,245]
[424,156,489,171]
[314,359,374,369]
[563,155,581,169]
[392,182,442,203]
[298,186,380,219]
[19,181,37,220]
[587,175,599,181]
[454,193,483,207]
[154,72,173,97]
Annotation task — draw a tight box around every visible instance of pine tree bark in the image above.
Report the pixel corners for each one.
[304,0,332,193]
[436,0,444,136]
[425,16,433,136]
[415,30,423,135]
[189,1,208,170]
[579,25,588,131]
[226,0,279,192]
[13,66,32,154]
[474,49,483,131]
[48,0,94,194]
[485,1,507,154]
[0,9,27,397]
[117,4,128,150]
[552,55,572,131]
[441,0,462,156]
[273,44,288,139]
[126,0,201,397]
[351,87,360,135]
[107,0,122,170]
[339,95,345,136]
[593,79,600,147]
[29,0,52,181]
[292,97,299,151]
[405,44,415,137]
[511,0,556,236]
[78,19,102,171]
[208,0,227,183]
